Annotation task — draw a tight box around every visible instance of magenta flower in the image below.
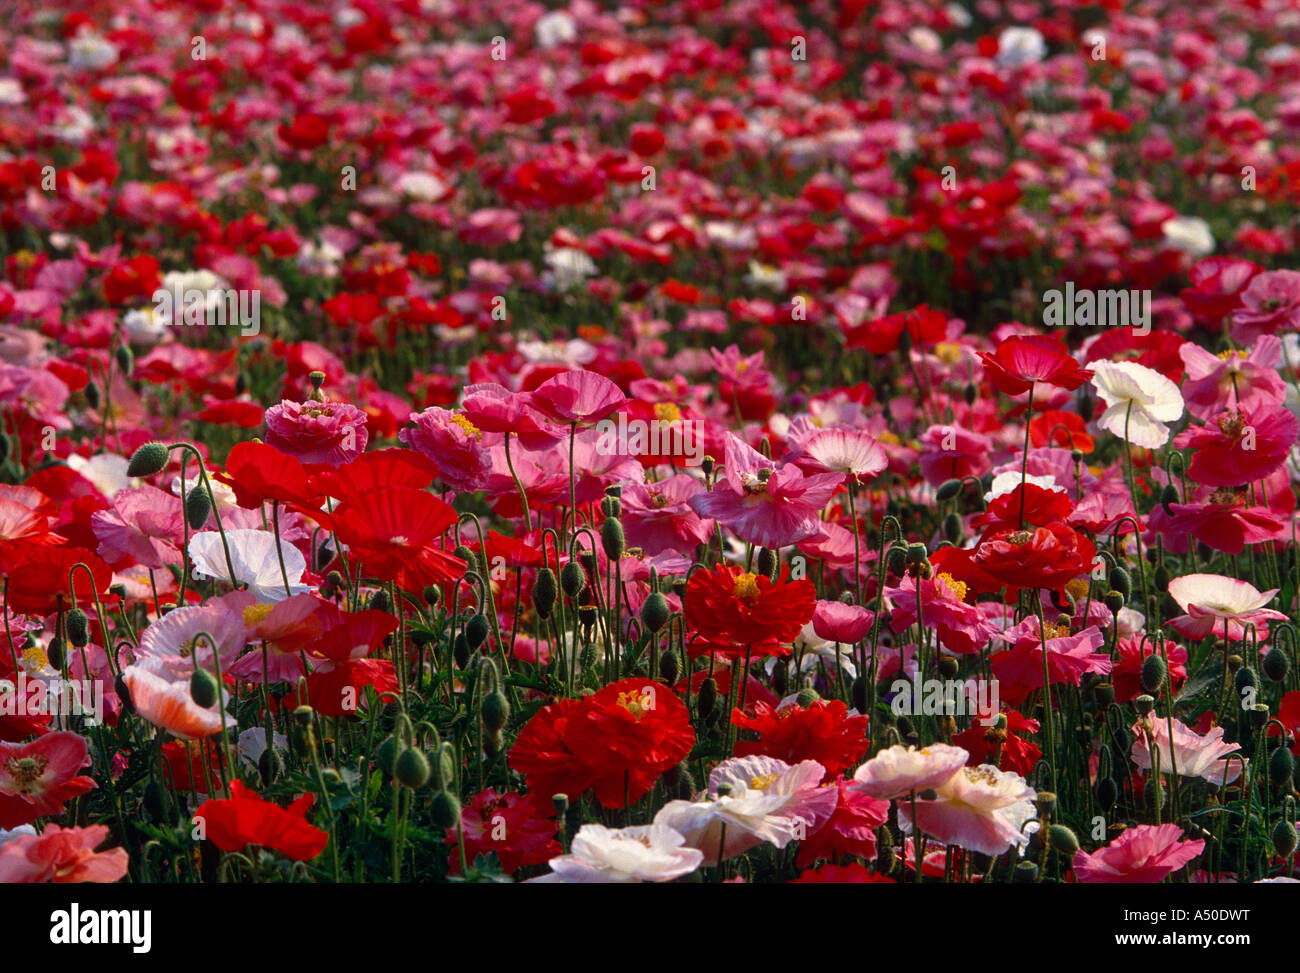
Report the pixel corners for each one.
[400,407,494,492]
[1178,336,1287,420]
[461,382,563,450]
[990,619,1111,705]
[811,601,874,644]
[1073,824,1205,883]
[264,400,369,467]
[688,434,842,549]
[1174,401,1298,487]
[917,424,993,487]
[529,370,626,427]
[886,571,999,655]
[789,427,888,483]
[90,484,184,569]
[620,476,714,556]
[1231,269,1300,344]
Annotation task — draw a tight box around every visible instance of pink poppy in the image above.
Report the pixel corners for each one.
[1166,573,1288,641]
[120,666,226,742]
[688,435,842,549]
[1231,270,1300,344]
[461,382,563,450]
[528,370,626,427]
[852,743,969,800]
[789,427,888,483]
[0,733,96,828]
[1175,402,1298,487]
[917,424,993,487]
[619,476,714,556]
[886,571,999,655]
[812,601,874,644]
[1148,501,1288,556]
[0,824,128,883]
[899,764,1037,857]
[1073,824,1205,883]
[990,619,1111,704]
[1178,336,1287,420]
[264,399,370,466]
[400,407,495,492]
[1131,716,1244,785]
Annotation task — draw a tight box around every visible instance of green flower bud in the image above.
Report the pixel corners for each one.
[184,484,212,530]
[658,649,680,685]
[46,638,64,669]
[1108,566,1132,601]
[452,632,470,669]
[532,567,558,619]
[126,441,169,477]
[376,735,399,777]
[482,690,510,732]
[756,547,779,581]
[395,747,431,788]
[561,560,587,598]
[190,668,219,708]
[66,608,89,648]
[935,479,963,502]
[465,613,489,650]
[1272,818,1298,859]
[1269,743,1294,787]
[259,746,285,785]
[600,517,625,560]
[423,584,442,608]
[697,677,718,718]
[795,687,820,708]
[1047,824,1079,855]
[1140,654,1167,694]
[431,791,462,830]
[84,379,101,411]
[1159,484,1179,514]
[640,591,671,633]
[1096,776,1118,809]
[115,344,134,377]
[942,512,964,544]
[1263,646,1290,683]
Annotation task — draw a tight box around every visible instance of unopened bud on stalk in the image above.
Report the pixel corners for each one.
[1234,666,1256,696]
[561,560,586,599]
[795,687,820,708]
[659,649,679,685]
[190,668,219,708]
[600,517,625,560]
[127,441,169,477]
[600,495,621,519]
[452,633,470,669]
[482,690,510,732]
[640,592,671,633]
[532,568,558,619]
[115,344,134,377]
[1108,566,1132,601]
[46,638,64,669]
[1159,484,1179,514]
[937,656,958,679]
[259,746,285,784]
[1269,743,1294,787]
[66,608,89,647]
[756,547,779,581]
[465,614,489,650]
[1264,646,1290,683]
[1103,590,1124,614]
[395,747,431,788]
[430,791,461,830]
[963,383,977,406]
[368,588,392,614]
[423,584,441,608]
[1272,819,1298,859]
[85,380,101,410]
[1140,654,1167,694]
[936,479,963,502]
[1096,776,1118,809]
[942,512,963,543]
[697,677,718,718]
[184,485,212,530]
[1047,824,1079,855]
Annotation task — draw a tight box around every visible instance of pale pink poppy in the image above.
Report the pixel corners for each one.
[852,743,969,800]
[121,665,225,741]
[899,763,1037,857]
[0,824,129,883]
[1073,823,1205,883]
[1130,716,1245,786]
[1166,573,1288,641]
[1179,336,1286,420]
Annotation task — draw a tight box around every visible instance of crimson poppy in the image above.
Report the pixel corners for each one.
[194,780,329,861]
[979,335,1094,396]
[683,564,816,659]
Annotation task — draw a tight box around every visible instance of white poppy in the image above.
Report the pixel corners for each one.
[531,824,703,883]
[187,528,309,601]
[1090,360,1184,448]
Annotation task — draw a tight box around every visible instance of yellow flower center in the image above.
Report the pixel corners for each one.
[242,603,275,627]
[733,572,761,600]
[21,647,48,671]
[617,690,648,719]
[1216,349,1247,360]
[749,773,778,791]
[875,431,901,446]
[934,572,968,601]
[653,402,682,423]
[934,342,962,364]
[450,413,481,439]
[1006,530,1034,545]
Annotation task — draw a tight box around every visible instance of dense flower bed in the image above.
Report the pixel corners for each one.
[1,0,1299,885]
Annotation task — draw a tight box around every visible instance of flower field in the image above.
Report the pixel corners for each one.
[2,0,1300,901]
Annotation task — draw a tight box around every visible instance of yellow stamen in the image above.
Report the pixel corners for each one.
[733,572,761,600]
[653,402,682,423]
[450,413,481,439]
[242,603,275,627]
[934,572,968,601]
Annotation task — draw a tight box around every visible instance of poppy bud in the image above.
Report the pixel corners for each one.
[465,614,489,650]
[1160,484,1179,514]
[452,633,470,669]
[1140,654,1167,694]
[0,435,9,464]
[453,545,477,575]
[942,512,963,544]
[1093,682,1115,709]
[532,567,558,619]
[66,608,89,648]
[376,735,399,776]
[1234,666,1256,696]
[143,780,171,825]
[697,677,718,718]
[84,379,101,410]
[368,588,392,614]
[184,485,212,530]
[936,479,963,502]
[190,668,219,708]
[430,790,462,830]
[1108,566,1132,601]
[259,746,286,785]
[905,542,927,566]
[482,690,510,732]
[600,517,625,560]
[1272,819,1298,859]
[1103,590,1124,614]
[115,674,134,715]
[1145,778,1166,811]
[886,546,906,577]
[875,826,895,875]
[484,728,505,758]
[963,382,977,406]
[659,649,680,685]
[1269,743,1294,787]
[851,676,868,712]
[640,592,671,633]
[423,584,441,607]
[395,747,431,788]
[558,562,585,601]
[756,547,779,581]
[46,638,64,669]
[115,344,134,377]
[772,659,789,696]
[127,441,170,477]
[1153,564,1170,592]
[795,687,820,708]
[1048,824,1079,855]
[938,656,958,679]
[1013,861,1038,883]
[1134,694,1155,716]
[1263,646,1289,683]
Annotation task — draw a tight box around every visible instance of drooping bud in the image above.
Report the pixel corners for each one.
[1269,743,1295,787]
[532,567,558,619]
[430,790,462,830]
[640,591,671,633]
[795,687,820,708]
[465,614,489,650]
[697,677,718,718]
[1047,824,1079,855]
[190,668,219,708]
[600,517,625,560]
[1108,566,1132,601]
[395,747,432,788]
[66,608,89,648]
[127,441,170,477]
[1263,646,1290,683]
[1272,818,1298,859]
[756,547,779,581]
[482,690,510,732]
[935,479,963,502]
[115,344,134,377]
[184,484,212,530]
[1140,653,1167,694]
[561,560,587,599]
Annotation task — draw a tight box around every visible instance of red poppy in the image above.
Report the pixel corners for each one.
[979,335,1094,396]
[1111,638,1188,704]
[218,441,320,509]
[731,699,870,779]
[973,483,1075,533]
[194,780,329,861]
[1179,257,1261,323]
[683,565,816,660]
[791,862,895,883]
[973,521,1096,598]
[1,544,115,615]
[308,448,439,502]
[445,788,559,875]
[562,678,695,808]
[325,487,465,592]
[508,697,594,803]
[794,777,889,867]
[1081,328,1187,384]
[843,305,947,355]
[297,610,399,717]
[1028,409,1095,453]
[160,739,226,795]
[950,711,1042,777]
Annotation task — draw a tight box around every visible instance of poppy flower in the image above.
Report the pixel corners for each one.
[811,601,874,645]
[900,763,1037,858]
[0,824,128,883]
[299,610,399,717]
[264,399,369,467]
[688,435,842,549]
[1029,409,1094,453]
[1165,573,1288,641]
[218,441,320,509]
[461,382,563,450]
[683,563,816,659]
[1175,403,1298,487]
[563,678,694,808]
[793,777,890,867]
[1130,716,1244,786]
[1149,500,1288,557]
[120,665,226,741]
[399,408,493,492]
[326,487,465,592]
[531,823,702,883]
[1179,336,1286,420]
[188,528,310,601]
[951,711,1042,777]
[851,743,970,800]
[509,697,594,803]
[973,520,1096,598]
[731,698,869,779]
[791,862,895,883]
[528,370,626,427]
[1231,269,1300,343]
[886,571,999,655]
[194,780,329,861]
[308,448,439,502]
[445,789,560,876]
[1073,823,1205,884]
[0,733,96,828]
[1,544,114,615]
[1180,257,1261,323]
[990,618,1111,705]
[979,335,1094,396]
